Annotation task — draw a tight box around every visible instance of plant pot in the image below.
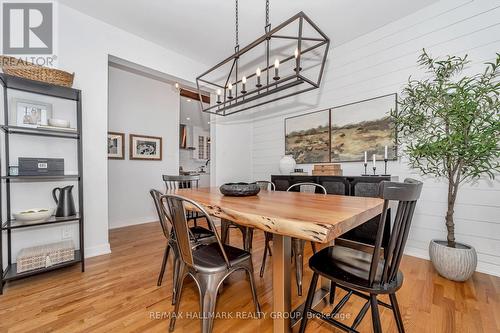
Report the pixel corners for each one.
[279,155,296,174]
[429,239,477,281]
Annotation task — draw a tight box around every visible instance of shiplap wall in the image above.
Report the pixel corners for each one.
[248,0,500,276]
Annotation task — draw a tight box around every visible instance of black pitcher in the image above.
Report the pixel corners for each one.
[52,185,76,217]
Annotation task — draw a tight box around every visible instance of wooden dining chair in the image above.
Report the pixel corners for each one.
[163,193,261,333]
[150,189,215,304]
[299,179,423,333]
[163,175,202,226]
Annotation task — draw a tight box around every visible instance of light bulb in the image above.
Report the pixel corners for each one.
[294,48,299,59]
[175,83,179,89]
[242,76,247,84]
[228,83,233,90]
[274,58,280,68]
[256,67,261,76]
[216,89,221,95]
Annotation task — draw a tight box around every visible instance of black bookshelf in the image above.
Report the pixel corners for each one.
[0,74,84,294]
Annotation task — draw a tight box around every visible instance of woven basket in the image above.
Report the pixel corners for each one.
[0,56,74,87]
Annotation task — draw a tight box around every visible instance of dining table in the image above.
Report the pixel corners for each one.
[173,187,384,333]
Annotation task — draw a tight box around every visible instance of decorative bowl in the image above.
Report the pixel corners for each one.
[13,208,53,224]
[219,183,260,197]
[48,118,70,128]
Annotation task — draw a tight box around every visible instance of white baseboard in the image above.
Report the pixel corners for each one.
[108,216,156,229]
[404,246,500,277]
[84,243,111,258]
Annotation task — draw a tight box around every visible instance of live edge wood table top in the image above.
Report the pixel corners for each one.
[173,187,384,244]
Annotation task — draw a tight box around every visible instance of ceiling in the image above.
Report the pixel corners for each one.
[57,0,438,67]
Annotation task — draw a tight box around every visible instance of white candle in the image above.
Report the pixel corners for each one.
[384,146,388,159]
[372,154,376,167]
[364,151,367,164]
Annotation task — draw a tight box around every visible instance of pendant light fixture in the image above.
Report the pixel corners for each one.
[196,0,330,116]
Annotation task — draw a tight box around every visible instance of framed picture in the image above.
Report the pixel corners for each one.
[129,134,162,160]
[330,93,397,162]
[11,99,52,128]
[108,132,125,160]
[285,109,330,164]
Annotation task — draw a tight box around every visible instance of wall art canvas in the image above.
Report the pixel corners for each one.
[108,132,125,160]
[330,94,397,162]
[129,134,162,160]
[285,110,330,163]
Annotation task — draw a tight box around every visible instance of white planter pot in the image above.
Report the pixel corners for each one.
[429,239,477,282]
[279,155,296,175]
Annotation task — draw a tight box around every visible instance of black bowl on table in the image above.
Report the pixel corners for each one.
[219,182,261,197]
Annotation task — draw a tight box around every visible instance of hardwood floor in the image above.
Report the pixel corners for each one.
[0,221,499,333]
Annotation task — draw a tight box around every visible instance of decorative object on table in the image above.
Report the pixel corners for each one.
[285,110,330,163]
[8,165,18,176]
[18,157,64,176]
[362,151,369,176]
[395,50,500,281]
[330,93,397,162]
[47,118,70,128]
[129,134,162,160]
[53,185,77,217]
[11,98,52,128]
[16,240,75,273]
[0,56,74,87]
[196,0,329,116]
[312,163,342,176]
[279,155,296,174]
[382,145,390,176]
[12,208,53,225]
[290,168,308,176]
[108,132,125,160]
[219,183,261,197]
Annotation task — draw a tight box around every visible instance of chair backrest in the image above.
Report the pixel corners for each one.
[287,182,327,195]
[368,178,423,286]
[150,189,172,239]
[255,180,276,191]
[163,175,200,191]
[161,194,230,269]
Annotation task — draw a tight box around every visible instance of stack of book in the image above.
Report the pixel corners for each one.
[312,163,343,176]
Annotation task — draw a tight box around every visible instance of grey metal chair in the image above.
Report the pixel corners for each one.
[163,175,202,226]
[150,189,215,304]
[163,194,261,333]
[299,179,423,333]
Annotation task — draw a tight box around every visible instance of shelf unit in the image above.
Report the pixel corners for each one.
[0,74,84,294]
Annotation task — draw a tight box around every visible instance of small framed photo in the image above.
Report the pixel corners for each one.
[12,99,52,128]
[108,132,125,160]
[130,134,162,161]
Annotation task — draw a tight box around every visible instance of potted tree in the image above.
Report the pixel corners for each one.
[394,50,500,281]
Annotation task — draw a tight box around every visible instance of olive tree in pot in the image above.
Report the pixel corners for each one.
[394,50,500,281]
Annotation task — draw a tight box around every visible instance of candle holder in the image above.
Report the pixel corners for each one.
[256,76,262,88]
[362,163,368,176]
[382,158,390,176]
[372,166,377,176]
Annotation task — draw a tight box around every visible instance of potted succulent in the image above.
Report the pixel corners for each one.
[394,50,500,281]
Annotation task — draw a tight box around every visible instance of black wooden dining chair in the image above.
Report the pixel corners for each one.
[150,189,215,304]
[163,175,203,226]
[299,179,423,333]
[163,194,261,333]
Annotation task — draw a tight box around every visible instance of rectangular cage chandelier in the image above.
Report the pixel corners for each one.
[196,8,330,116]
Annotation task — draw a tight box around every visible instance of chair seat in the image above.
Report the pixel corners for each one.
[309,246,403,293]
[193,243,251,273]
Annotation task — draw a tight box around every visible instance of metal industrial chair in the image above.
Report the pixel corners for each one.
[150,189,215,303]
[163,175,202,225]
[299,179,423,333]
[259,182,326,294]
[163,194,261,333]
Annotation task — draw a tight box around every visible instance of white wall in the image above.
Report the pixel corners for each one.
[232,0,500,276]
[107,65,179,228]
[2,2,207,268]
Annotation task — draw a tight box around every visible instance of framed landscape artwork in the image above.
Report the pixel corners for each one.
[284,93,397,163]
[129,134,162,160]
[108,132,125,160]
[285,110,330,163]
[331,93,397,162]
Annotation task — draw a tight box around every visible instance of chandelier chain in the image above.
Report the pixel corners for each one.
[235,0,239,47]
[265,0,270,27]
